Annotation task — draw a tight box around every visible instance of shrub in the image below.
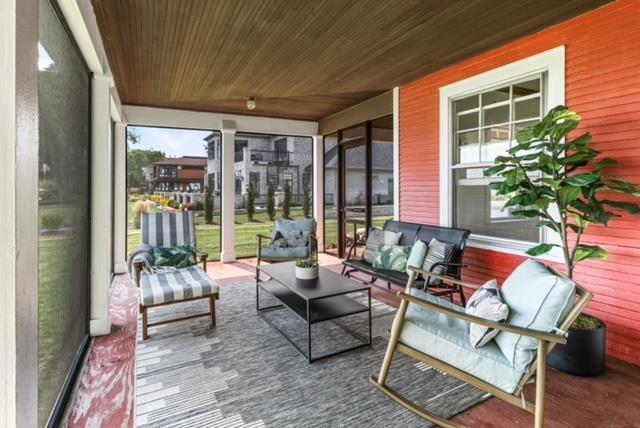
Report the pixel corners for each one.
[133,200,148,229]
[266,183,276,221]
[194,200,204,211]
[282,182,291,219]
[302,182,311,218]
[40,211,65,231]
[39,179,57,203]
[167,199,180,209]
[245,183,257,221]
[204,185,214,224]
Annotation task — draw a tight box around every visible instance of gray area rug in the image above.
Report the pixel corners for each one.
[136,281,489,427]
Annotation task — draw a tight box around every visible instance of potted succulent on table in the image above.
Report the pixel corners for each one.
[295,257,319,280]
[486,105,640,376]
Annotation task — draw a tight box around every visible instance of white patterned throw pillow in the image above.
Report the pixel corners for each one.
[465,279,509,348]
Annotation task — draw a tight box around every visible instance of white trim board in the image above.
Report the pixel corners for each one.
[438,46,565,259]
[123,105,319,137]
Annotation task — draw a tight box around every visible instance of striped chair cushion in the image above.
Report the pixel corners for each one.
[140,265,218,306]
[141,212,196,248]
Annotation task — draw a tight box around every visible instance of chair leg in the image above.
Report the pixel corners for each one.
[378,298,409,385]
[142,306,149,340]
[209,295,216,328]
[535,341,547,428]
[458,285,466,306]
[341,264,347,275]
[387,282,391,289]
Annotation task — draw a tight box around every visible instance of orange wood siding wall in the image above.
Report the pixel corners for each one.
[399,0,640,365]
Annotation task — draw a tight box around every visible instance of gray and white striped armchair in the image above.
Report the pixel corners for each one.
[130,212,219,339]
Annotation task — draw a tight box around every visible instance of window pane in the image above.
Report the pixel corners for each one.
[513,120,538,141]
[38,0,90,423]
[457,112,479,131]
[483,104,509,126]
[481,125,510,161]
[482,87,509,105]
[514,97,540,121]
[372,115,394,228]
[513,79,540,98]
[457,131,480,163]
[454,95,479,112]
[453,169,539,242]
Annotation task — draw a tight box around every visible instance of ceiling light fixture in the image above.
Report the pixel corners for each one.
[246,97,256,111]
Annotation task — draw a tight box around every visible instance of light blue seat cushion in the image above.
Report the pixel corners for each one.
[399,289,526,394]
[274,218,316,235]
[494,259,576,372]
[259,246,309,259]
[140,265,218,307]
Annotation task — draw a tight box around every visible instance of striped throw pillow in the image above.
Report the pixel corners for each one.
[421,238,454,284]
[363,229,402,264]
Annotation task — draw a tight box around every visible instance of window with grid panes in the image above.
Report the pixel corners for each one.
[452,75,544,243]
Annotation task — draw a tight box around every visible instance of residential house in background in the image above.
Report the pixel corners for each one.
[204,132,312,207]
[151,156,207,193]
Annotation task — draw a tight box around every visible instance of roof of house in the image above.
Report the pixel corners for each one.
[153,156,207,166]
[324,142,393,170]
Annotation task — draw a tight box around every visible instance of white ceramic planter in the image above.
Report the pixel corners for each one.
[295,265,319,280]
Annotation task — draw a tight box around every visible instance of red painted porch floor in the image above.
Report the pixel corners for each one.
[65,254,640,427]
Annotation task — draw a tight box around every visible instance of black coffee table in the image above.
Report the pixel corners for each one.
[257,262,372,363]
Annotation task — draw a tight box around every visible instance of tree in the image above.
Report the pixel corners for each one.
[127,128,141,147]
[127,149,166,189]
[245,183,257,221]
[487,105,640,279]
[204,184,214,224]
[266,183,276,221]
[282,182,292,219]
[302,182,312,218]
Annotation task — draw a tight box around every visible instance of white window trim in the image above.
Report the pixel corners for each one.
[439,46,565,260]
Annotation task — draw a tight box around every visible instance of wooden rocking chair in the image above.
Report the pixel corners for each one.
[371,261,592,428]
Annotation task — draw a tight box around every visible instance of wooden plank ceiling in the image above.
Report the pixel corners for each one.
[92,0,611,121]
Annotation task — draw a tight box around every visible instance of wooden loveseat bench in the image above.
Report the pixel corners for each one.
[341,220,470,303]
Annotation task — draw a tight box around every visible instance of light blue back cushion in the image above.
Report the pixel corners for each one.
[274,218,316,235]
[406,239,428,275]
[494,259,576,372]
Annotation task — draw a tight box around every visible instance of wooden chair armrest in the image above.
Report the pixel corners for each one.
[398,292,566,344]
[407,265,481,290]
[257,234,272,247]
[197,251,208,272]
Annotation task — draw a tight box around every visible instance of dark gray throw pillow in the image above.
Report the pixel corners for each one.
[465,279,509,348]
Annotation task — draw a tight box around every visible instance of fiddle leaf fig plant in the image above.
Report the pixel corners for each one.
[485,105,640,279]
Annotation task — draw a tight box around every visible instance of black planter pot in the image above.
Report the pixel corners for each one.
[547,317,606,377]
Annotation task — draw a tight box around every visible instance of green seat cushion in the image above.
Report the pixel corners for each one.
[406,239,428,276]
[153,245,197,268]
[372,244,411,272]
[400,289,526,394]
[494,259,576,372]
[259,246,309,260]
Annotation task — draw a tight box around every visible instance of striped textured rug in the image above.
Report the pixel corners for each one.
[136,281,489,427]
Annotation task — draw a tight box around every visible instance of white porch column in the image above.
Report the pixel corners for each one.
[312,135,324,250]
[113,122,128,273]
[90,74,112,335]
[393,86,400,221]
[220,120,237,262]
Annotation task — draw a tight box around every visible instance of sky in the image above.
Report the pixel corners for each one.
[129,126,213,157]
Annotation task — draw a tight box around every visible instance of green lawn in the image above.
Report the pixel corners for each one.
[39,232,88,423]
[127,201,392,258]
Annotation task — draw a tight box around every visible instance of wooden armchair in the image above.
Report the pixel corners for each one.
[371,262,592,428]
